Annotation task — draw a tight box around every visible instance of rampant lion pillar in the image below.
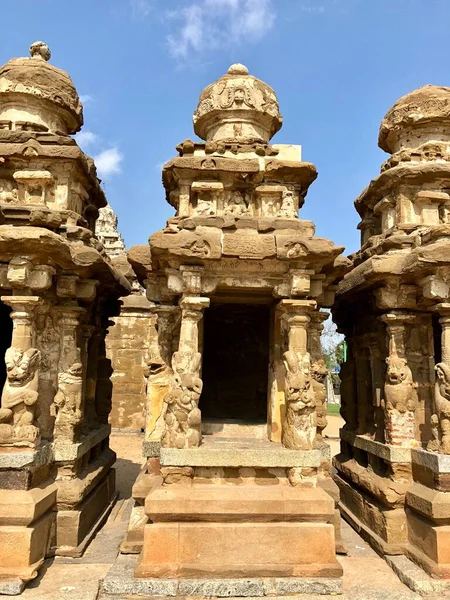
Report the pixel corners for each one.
[160,296,209,449]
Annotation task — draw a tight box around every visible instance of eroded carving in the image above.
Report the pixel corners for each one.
[0,347,40,446]
[161,351,202,449]
[50,363,83,442]
[429,363,450,454]
[282,351,316,450]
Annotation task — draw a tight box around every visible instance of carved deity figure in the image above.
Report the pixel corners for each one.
[311,358,328,439]
[224,191,250,217]
[282,351,316,450]
[384,354,417,414]
[0,347,40,446]
[429,362,450,454]
[50,363,83,442]
[279,190,296,218]
[161,351,203,449]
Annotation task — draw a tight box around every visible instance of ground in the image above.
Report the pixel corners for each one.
[18,423,428,599]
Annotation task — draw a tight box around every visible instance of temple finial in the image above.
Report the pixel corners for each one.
[29,41,51,62]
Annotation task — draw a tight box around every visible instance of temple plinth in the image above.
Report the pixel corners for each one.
[128,63,348,594]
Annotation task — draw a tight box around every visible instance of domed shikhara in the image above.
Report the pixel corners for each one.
[0,41,83,135]
[193,63,282,144]
[378,84,450,154]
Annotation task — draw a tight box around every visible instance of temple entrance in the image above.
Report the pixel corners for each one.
[200,302,270,423]
[0,301,12,399]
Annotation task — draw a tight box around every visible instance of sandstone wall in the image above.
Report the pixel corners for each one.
[108,294,152,430]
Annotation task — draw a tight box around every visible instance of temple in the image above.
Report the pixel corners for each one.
[333,85,450,589]
[0,42,129,591]
[124,63,348,593]
[3,40,450,599]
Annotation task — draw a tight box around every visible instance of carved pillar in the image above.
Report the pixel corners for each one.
[0,295,41,447]
[145,305,179,443]
[367,334,385,442]
[380,312,417,447]
[309,311,328,441]
[161,296,209,449]
[429,304,450,453]
[51,306,84,442]
[280,300,316,450]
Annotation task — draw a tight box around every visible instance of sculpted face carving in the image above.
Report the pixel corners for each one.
[282,351,316,450]
[0,347,40,446]
[384,355,417,413]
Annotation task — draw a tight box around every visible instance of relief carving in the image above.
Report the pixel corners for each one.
[428,363,450,454]
[282,351,316,450]
[223,191,250,216]
[0,179,19,204]
[0,347,40,446]
[311,358,328,439]
[383,353,417,446]
[279,190,296,218]
[50,363,83,442]
[161,351,202,449]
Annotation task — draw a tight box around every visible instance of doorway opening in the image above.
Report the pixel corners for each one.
[200,302,270,424]
[0,301,12,399]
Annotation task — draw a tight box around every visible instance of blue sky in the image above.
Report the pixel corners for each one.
[1,0,448,254]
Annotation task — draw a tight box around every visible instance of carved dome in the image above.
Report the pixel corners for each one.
[379,85,450,154]
[0,41,83,135]
[193,63,282,144]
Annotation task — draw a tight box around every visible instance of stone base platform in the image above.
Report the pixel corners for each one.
[56,469,117,557]
[136,479,342,580]
[101,553,343,598]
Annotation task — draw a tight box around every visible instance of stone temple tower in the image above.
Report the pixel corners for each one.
[126,63,349,594]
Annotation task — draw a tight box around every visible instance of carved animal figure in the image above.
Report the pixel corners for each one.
[430,362,450,454]
[161,351,203,449]
[384,354,417,414]
[0,347,40,445]
[51,363,83,442]
[282,351,316,450]
[311,358,328,438]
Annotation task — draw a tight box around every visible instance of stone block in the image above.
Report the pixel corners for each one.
[0,510,53,581]
[136,521,341,578]
[145,482,334,522]
[160,446,321,468]
[0,482,56,526]
[335,474,407,548]
[406,482,450,521]
[222,231,276,259]
[56,468,115,555]
[407,509,450,570]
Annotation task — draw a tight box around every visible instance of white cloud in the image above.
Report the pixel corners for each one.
[80,94,94,104]
[300,4,325,14]
[130,0,152,18]
[94,148,123,179]
[75,130,98,149]
[166,0,275,59]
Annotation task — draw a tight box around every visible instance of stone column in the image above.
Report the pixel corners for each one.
[429,303,450,453]
[0,295,41,447]
[161,296,209,449]
[280,300,316,451]
[367,334,385,442]
[380,312,417,447]
[145,305,179,444]
[51,306,84,442]
[309,311,328,441]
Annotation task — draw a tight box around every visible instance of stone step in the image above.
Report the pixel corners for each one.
[201,419,267,439]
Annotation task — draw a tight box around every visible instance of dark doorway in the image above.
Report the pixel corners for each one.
[200,303,270,422]
[0,301,12,398]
